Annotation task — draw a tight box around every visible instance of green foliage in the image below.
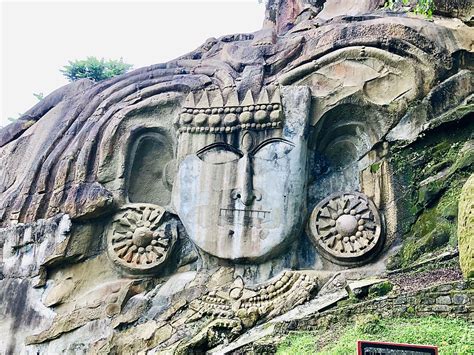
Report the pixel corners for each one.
[354,314,386,334]
[384,0,434,18]
[413,0,434,17]
[368,281,393,297]
[387,119,473,270]
[370,162,381,173]
[277,332,317,354]
[61,57,133,82]
[337,293,360,307]
[277,316,474,354]
[391,182,461,269]
[33,92,44,101]
[6,92,44,125]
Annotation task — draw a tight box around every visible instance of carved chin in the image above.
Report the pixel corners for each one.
[193,224,279,260]
[179,205,293,260]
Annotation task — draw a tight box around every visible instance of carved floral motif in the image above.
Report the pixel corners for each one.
[107,204,176,274]
[187,271,317,325]
[308,192,383,265]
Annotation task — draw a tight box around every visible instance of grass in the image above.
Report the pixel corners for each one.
[277,332,318,354]
[276,316,474,354]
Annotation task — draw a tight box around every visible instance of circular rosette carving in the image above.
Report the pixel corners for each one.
[107,204,176,275]
[308,192,384,266]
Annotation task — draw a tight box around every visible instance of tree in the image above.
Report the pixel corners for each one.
[5,93,43,124]
[61,57,133,82]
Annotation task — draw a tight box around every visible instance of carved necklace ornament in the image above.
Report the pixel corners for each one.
[171,271,318,352]
[107,204,176,275]
[187,271,318,329]
[308,192,383,265]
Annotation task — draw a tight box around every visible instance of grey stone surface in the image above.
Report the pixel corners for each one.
[171,86,311,261]
[394,296,407,305]
[431,304,450,312]
[437,284,454,292]
[436,295,452,305]
[0,0,472,353]
[453,294,469,305]
[347,278,386,296]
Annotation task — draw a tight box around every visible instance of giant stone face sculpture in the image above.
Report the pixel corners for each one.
[172,87,310,261]
[0,0,473,353]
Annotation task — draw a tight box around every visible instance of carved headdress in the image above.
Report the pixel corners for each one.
[175,87,283,134]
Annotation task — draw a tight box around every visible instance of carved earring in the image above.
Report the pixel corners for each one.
[106,203,177,276]
[306,191,384,266]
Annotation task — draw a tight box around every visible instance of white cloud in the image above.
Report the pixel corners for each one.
[0,0,264,127]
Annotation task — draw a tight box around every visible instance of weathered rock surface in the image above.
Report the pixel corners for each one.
[0,0,473,353]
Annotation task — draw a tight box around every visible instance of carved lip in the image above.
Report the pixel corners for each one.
[219,208,271,225]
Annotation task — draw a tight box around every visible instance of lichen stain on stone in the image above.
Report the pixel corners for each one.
[1,280,41,355]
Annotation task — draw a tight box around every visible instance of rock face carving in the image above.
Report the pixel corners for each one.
[178,271,319,350]
[172,87,310,261]
[0,0,472,353]
[308,191,383,265]
[107,204,177,274]
[127,132,174,206]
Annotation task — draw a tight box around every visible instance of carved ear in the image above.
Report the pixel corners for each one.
[127,132,174,206]
[163,159,177,191]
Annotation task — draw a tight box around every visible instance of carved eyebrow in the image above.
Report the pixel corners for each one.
[196,142,243,157]
[250,138,295,155]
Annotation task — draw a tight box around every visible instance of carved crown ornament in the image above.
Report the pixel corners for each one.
[174,86,283,134]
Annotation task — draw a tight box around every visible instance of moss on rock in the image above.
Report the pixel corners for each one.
[397,185,461,268]
[368,281,393,297]
[388,119,473,270]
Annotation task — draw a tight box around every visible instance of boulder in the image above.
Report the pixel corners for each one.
[458,174,474,278]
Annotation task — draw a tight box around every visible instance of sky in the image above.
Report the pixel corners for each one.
[0,0,265,127]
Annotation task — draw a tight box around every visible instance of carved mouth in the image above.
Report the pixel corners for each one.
[219,208,271,226]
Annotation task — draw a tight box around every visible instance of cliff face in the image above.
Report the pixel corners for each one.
[0,1,473,353]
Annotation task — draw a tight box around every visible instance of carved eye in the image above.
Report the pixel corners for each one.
[197,144,242,165]
[253,139,294,161]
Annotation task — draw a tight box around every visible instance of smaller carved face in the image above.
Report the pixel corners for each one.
[172,124,308,261]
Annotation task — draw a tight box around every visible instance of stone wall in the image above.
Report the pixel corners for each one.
[215,278,472,353]
[279,280,473,333]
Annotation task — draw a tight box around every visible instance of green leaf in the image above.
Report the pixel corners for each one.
[61,56,133,82]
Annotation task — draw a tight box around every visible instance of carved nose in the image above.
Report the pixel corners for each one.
[231,189,262,206]
[232,154,261,206]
